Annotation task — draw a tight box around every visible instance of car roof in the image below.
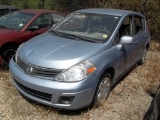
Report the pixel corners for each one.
[0,5,21,9]
[75,8,143,17]
[18,9,62,15]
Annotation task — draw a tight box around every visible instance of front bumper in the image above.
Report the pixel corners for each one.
[9,58,98,110]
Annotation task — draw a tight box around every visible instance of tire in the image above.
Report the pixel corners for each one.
[138,48,147,65]
[1,45,17,65]
[93,73,111,107]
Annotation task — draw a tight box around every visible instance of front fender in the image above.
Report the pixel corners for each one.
[88,47,119,84]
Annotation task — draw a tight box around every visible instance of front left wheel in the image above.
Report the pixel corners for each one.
[2,45,17,65]
[93,73,111,107]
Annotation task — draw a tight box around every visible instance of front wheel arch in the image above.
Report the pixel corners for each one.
[1,42,19,65]
[92,73,111,107]
[138,43,149,65]
[91,67,115,107]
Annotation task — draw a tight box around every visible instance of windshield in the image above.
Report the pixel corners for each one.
[52,12,120,42]
[0,11,35,30]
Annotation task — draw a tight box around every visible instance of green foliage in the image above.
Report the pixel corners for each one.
[0,0,10,5]
[44,0,87,12]
[22,0,29,9]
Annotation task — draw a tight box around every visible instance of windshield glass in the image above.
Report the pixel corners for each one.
[0,11,35,30]
[52,12,120,42]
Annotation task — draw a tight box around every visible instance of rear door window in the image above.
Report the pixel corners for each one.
[51,13,64,24]
[134,16,144,34]
[31,14,52,29]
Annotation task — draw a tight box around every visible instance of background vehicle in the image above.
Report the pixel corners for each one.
[144,87,160,120]
[9,9,150,110]
[0,9,64,65]
[0,5,21,17]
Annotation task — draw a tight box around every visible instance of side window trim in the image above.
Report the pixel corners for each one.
[121,15,133,37]
[29,13,51,30]
[113,15,134,46]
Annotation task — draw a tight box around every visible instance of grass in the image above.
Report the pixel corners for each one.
[140,41,160,95]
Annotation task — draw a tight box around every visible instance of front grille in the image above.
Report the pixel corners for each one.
[16,56,63,78]
[14,79,52,101]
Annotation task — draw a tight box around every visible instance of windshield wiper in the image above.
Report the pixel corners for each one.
[49,30,99,43]
[66,34,99,43]
[49,30,80,40]
[50,30,58,35]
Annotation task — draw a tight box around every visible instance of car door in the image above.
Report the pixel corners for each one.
[132,15,148,61]
[115,15,138,72]
[26,13,52,40]
[113,34,126,79]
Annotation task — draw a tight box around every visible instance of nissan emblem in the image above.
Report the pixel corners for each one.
[27,66,33,73]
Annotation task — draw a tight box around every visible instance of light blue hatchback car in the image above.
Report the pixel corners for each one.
[9,9,150,110]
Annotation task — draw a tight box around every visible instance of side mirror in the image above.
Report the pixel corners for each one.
[28,25,39,31]
[120,36,133,45]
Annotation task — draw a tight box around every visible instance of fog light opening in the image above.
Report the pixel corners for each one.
[58,96,75,104]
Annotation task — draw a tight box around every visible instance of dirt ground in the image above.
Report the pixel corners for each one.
[0,42,160,120]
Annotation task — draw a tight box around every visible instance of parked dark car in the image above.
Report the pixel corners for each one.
[0,9,64,65]
[9,9,150,110]
[144,87,160,120]
[0,5,21,17]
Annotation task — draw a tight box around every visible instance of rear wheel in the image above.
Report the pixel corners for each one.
[2,45,17,65]
[93,73,111,107]
[139,48,147,65]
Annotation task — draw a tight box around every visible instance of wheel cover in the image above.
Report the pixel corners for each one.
[142,49,147,62]
[3,49,16,64]
[97,77,110,103]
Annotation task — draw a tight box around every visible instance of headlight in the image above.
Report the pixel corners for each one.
[15,43,24,63]
[55,61,96,82]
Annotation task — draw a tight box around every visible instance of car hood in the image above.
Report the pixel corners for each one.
[19,32,104,69]
[0,28,16,35]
